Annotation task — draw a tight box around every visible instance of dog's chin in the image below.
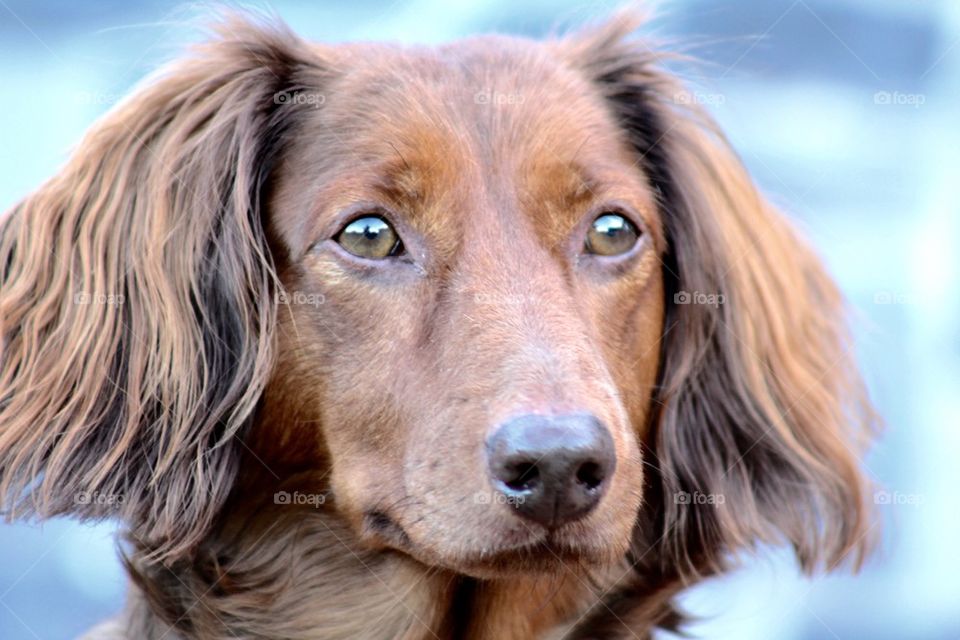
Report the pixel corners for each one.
[440,539,620,579]
[358,510,629,579]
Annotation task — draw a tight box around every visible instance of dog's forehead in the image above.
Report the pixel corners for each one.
[288,36,649,237]
[320,36,632,161]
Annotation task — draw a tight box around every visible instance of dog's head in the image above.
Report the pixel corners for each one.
[0,11,876,587]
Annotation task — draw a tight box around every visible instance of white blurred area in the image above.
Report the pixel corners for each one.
[1,1,957,638]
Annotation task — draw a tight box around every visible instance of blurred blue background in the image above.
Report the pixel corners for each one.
[1,1,957,638]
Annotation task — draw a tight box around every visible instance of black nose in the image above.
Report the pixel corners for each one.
[486,413,616,528]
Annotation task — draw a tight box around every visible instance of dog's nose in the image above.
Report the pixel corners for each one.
[486,413,616,528]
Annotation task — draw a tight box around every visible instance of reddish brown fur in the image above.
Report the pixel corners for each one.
[0,9,878,639]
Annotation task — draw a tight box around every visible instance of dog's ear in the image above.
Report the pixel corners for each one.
[0,14,323,561]
[560,14,879,577]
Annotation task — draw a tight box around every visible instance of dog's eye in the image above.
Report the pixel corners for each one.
[584,213,639,256]
[336,216,403,259]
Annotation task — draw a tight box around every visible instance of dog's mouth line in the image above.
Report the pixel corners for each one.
[363,509,413,547]
[446,540,597,577]
[361,509,597,571]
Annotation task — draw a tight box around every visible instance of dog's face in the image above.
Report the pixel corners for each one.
[264,39,664,574]
[0,12,878,626]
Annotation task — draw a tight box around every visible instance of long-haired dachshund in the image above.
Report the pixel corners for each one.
[0,9,878,640]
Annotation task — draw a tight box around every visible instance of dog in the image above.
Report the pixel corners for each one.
[0,9,878,639]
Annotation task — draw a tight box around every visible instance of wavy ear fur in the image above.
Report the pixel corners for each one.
[561,12,879,588]
[0,14,322,562]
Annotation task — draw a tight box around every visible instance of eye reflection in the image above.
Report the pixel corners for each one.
[584,213,640,256]
[335,216,403,259]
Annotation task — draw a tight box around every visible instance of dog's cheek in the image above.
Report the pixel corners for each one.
[321,348,417,522]
[272,268,424,522]
[623,275,664,442]
[584,254,664,441]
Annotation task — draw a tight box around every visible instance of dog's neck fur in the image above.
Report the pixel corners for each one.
[115,501,678,640]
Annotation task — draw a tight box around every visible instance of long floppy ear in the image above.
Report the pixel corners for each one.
[561,13,879,584]
[0,14,322,562]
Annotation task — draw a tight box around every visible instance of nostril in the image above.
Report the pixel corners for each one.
[503,461,540,492]
[575,460,605,491]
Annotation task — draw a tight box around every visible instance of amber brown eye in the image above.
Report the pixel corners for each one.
[335,216,402,259]
[584,213,640,256]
